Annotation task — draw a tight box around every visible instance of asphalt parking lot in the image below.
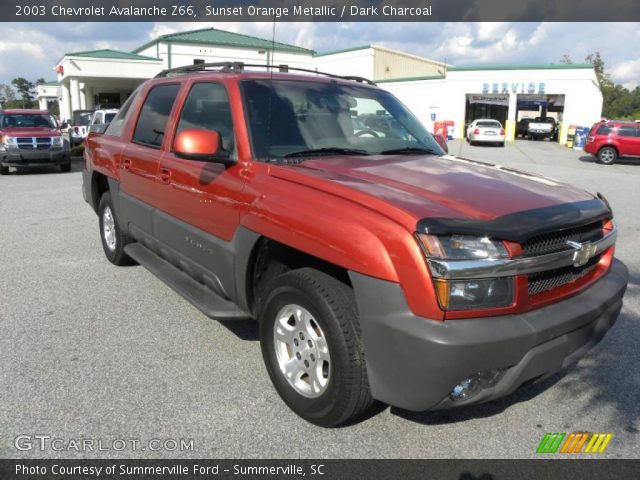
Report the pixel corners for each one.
[1,139,638,459]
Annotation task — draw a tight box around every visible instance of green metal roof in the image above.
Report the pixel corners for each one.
[377,75,445,84]
[65,49,160,61]
[448,63,595,72]
[38,80,59,86]
[133,27,314,55]
[313,45,371,57]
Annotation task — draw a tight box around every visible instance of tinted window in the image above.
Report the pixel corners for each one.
[132,84,180,147]
[105,90,139,137]
[596,125,613,135]
[241,79,442,159]
[477,121,501,128]
[0,114,56,129]
[617,126,638,137]
[175,83,234,152]
[105,113,117,123]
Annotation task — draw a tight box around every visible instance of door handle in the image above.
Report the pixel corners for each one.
[159,167,172,184]
[122,158,132,170]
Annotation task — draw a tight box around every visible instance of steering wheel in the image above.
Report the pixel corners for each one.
[356,129,380,138]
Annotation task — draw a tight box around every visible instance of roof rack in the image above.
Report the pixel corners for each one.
[154,61,376,85]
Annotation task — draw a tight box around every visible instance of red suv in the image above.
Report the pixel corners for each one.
[584,121,640,164]
[82,63,628,426]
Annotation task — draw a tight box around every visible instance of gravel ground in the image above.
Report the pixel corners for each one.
[0,141,638,459]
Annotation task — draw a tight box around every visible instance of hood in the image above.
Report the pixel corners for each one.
[271,154,600,228]
[0,127,61,137]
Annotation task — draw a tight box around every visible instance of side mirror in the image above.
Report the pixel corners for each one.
[174,129,234,165]
[89,124,108,134]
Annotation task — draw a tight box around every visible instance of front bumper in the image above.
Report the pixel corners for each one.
[0,149,70,167]
[349,259,628,411]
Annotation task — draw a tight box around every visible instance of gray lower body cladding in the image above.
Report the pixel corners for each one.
[349,259,628,411]
[1,149,69,167]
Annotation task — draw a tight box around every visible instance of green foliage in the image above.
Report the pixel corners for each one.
[70,144,85,157]
[563,52,640,120]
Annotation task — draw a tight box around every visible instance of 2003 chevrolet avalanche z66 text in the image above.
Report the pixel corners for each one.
[82,62,628,427]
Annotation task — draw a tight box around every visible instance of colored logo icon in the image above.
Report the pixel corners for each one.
[536,432,613,454]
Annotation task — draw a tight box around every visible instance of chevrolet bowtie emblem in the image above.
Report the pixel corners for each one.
[567,240,598,267]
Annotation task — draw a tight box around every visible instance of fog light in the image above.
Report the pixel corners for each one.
[449,369,505,402]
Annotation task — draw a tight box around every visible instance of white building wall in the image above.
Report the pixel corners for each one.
[157,42,314,70]
[314,49,375,80]
[382,67,603,143]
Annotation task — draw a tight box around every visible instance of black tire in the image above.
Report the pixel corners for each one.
[98,191,134,265]
[0,165,8,175]
[259,268,374,427]
[59,160,71,173]
[500,142,505,147]
[597,146,617,165]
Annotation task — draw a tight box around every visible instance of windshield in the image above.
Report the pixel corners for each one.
[240,79,444,160]
[0,114,57,129]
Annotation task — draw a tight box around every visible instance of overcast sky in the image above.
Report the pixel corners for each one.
[1,22,639,90]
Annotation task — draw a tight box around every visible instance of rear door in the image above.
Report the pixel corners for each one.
[118,82,181,238]
[615,125,640,156]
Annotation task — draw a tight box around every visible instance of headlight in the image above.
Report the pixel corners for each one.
[4,136,17,147]
[51,136,63,148]
[417,234,513,311]
[417,233,508,260]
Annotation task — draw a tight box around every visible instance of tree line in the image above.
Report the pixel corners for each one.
[561,52,640,120]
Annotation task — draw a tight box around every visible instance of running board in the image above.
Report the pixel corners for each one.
[124,243,248,321]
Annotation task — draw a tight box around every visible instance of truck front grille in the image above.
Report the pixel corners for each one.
[527,254,601,295]
[16,137,52,150]
[521,221,603,257]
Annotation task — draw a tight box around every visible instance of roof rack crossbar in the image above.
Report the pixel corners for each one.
[154,62,376,85]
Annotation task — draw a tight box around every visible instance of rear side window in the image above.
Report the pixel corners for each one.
[596,125,613,135]
[133,84,181,148]
[105,90,139,137]
[175,82,234,152]
[616,126,638,137]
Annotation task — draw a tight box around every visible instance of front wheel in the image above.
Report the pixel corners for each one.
[597,146,617,165]
[59,160,71,173]
[0,165,8,175]
[259,268,374,427]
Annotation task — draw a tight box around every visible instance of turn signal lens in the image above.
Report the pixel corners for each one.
[434,277,514,311]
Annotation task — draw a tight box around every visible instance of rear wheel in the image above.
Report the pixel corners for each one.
[259,268,374,427]
[597,146,617,165]
[0,165,8,175]
[98,191,134,265]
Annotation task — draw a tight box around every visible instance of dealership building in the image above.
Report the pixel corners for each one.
[37,27,602,144]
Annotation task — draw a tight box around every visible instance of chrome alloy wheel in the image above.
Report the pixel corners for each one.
[273,304,331,398]
[102,206,117,251]
[599,149,615,163]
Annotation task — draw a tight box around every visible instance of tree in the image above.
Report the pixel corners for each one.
[585,52,613,88]
[11,77,35,107]
[0,83,16,104]
[559,54,573,64]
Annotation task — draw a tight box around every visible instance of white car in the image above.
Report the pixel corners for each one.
[466,119,505,147]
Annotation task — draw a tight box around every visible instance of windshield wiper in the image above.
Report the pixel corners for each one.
[283,147,370,158]
[379,147,440,155]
